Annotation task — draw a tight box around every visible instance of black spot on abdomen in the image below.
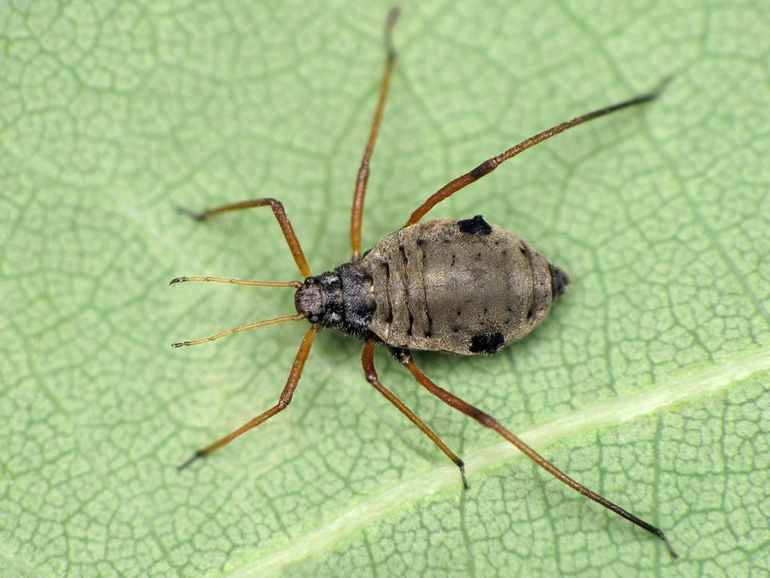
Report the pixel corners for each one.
[458,215,492,236]
[469,331,504,354]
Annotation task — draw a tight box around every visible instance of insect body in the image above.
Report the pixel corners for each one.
[172,8,677,559]
[296,217,567,355]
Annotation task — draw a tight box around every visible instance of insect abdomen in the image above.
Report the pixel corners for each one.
[359,217,565,355]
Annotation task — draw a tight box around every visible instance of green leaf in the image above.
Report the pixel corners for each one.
[1,1,767,577]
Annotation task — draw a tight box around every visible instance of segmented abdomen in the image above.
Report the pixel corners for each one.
[358,218,554,355]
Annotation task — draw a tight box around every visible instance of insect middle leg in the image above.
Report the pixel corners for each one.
[394,348,678,558]
[178,324,319,470]
[362,340,469,489]
[349,7,400,260]
[178,197,311,277]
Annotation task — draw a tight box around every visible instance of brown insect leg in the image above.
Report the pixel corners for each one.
[178,324,318,470]
[362,341,469,489]
[177,197,312,277]
[405,78,671,226]
[350,7,400,260]
[396,350,678,559]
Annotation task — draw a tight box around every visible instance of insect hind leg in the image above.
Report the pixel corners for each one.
[405,79,671,226]
[395,349,678,558]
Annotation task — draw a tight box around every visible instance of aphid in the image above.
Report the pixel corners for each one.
[172,8,676,558]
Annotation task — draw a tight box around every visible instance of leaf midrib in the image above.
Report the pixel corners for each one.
[226,346,770,577]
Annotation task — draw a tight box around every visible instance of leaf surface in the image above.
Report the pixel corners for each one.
[1,1,768,577]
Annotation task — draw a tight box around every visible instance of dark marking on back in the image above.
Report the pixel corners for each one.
[398,245,414,335]
[458,214,492,235]
[469,331,504,354]
[381,261,393,323]
[418,241,432,337]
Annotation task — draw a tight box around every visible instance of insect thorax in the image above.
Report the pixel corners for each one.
[294,263,375,339]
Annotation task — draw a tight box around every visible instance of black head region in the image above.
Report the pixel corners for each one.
[458,215,492,236]
[294,264,375,339]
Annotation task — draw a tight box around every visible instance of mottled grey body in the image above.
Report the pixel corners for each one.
[295,216,568,356]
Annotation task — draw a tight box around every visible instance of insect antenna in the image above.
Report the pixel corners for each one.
[170,275,302,288]
[171,313,305,348]
[170,275,305,347]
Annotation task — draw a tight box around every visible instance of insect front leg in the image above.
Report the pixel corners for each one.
[177,197,311,277]
[178,325,318,470]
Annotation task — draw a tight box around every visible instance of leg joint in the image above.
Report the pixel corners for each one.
[391,347,410,364]
[277,397,292,410]
[470,158,498,179]
[476,412,495,428]
[264,197,283,210]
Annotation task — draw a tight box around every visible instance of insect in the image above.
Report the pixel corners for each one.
[172,8,676,558]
